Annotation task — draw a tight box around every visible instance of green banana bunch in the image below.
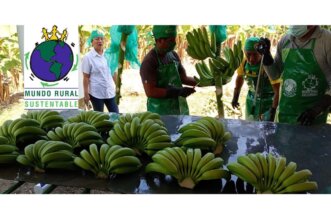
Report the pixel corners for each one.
[0,118,48,148]
[186,27,216,61]
[227,153,318,194]
[21,110,65,131]
[0,136,19,164]
[16,140,75,173]
[175,117,232,155]
[107,113,172,156]
[116,112,165,128]
[220,40,244,78]
[67,111,113,134]
[194,60,215,87]
[145,147,229,189]
[47,122,104,149]
[74,144,142,178]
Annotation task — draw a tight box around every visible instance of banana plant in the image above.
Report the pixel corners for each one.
[0,31,22,102]
[209,25,227,118]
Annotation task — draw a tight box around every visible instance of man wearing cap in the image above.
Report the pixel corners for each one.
[231,37,280,121]
[140,25,197,115]
[81,30,119,113]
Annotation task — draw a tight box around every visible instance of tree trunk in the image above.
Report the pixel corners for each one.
[3,83,10,101]
[115,33,128,105]
[0,75,3,102]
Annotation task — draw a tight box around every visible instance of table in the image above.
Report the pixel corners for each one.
[1,114,330,194]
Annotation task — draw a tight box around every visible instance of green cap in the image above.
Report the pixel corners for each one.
[152,25,177,39]
[244,37,260,51]
[86,30,104,47]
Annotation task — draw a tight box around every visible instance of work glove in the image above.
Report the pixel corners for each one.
[297,95,331,125]
[166,86,196,98]
[231,88,240,109]
[256,37,274,66]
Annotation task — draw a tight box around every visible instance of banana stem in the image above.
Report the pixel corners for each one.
[213,143,224,155]
[96,170,109,179]
[178,177,196,189]
[115,33,129,105]
[214,75,224,118]
[216,42,222,57]
[214,43,224,118]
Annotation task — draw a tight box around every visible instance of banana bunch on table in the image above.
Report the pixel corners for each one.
[175,117,231,155]
[0,118,47,148]
[107,113,173,157]
[145,147,229,189]
[16,140,75,173]
[74,144,142,179]
[21,110,65,131]
[227,153,318,194]
[0,136,19,164]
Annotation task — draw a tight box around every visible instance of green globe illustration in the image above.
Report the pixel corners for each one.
[30,40,73,82]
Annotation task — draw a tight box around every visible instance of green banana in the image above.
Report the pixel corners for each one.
[278,181,318,194]
[151,153,178,174]
[74,157,96,173]
[16,155,33,166]
[0,153,19,164]
[108,156,141,171]
[227,162,258,186]
[237,155,261,178]
[41,150,74,164]
[0,144,18,154]
[99,144,110,166]
[197,169,229,181]
[89,144,101,167]
[182,137,217,149]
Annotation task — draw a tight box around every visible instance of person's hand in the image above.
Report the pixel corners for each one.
[257,38,274,66]
[179,87,196,97]
[297,95,331,125]
[297,107,322,126]
[166,86,196,98]
[84,94,91,109]
[256,37,271,55]
[231,88,240,109]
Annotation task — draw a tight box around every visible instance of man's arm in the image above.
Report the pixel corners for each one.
[258,37,285,81]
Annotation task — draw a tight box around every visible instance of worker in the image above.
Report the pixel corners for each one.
[232,37,280,121]
[258,26,331,125]
[140,25,196,115]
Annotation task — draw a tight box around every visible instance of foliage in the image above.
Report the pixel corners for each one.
[0,30,22,100]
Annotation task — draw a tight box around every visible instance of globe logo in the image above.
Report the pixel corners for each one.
[30,26,74,82]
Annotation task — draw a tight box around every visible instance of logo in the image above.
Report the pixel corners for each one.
[302,74,319,97]
[30,26,74,82]
[24,25,79,110]
[283,78,297,97]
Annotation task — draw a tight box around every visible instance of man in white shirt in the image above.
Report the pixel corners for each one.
[81,30,119,113]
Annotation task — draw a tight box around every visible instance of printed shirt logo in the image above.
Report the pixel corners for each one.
[283,78,297,97]
[302,74,319,97]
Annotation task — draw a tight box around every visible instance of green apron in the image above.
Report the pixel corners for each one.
[244,62,274,121]
[276,39,328,125]
[147,49,189,115]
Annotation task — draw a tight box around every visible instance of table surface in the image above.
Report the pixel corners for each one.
[1,114,330,194]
